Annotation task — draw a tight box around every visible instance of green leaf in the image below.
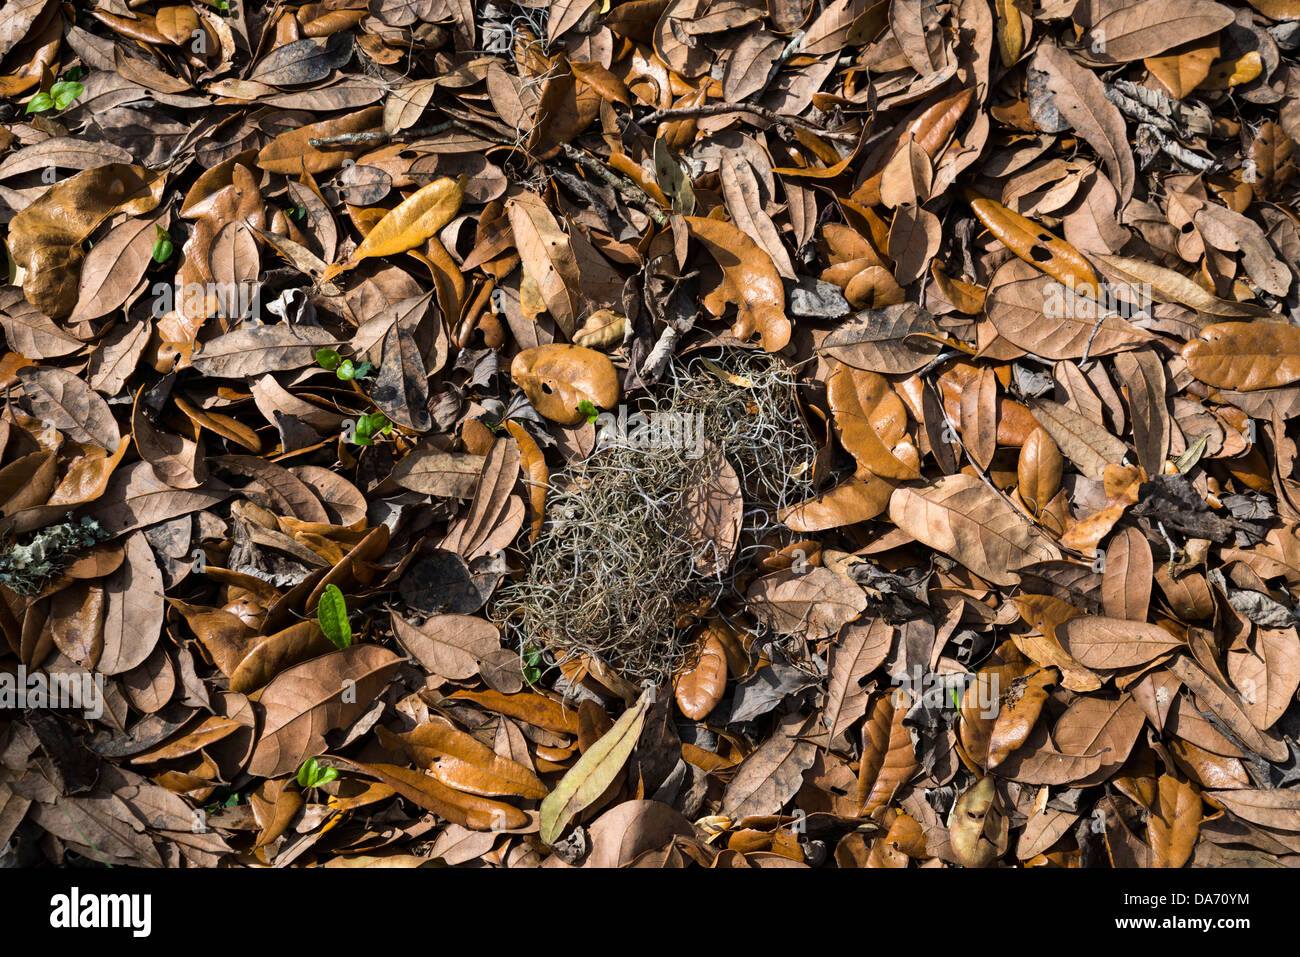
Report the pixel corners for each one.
[338,359,356,380]
[577,399,599,424]
[25,93,53,114]
[522,646,543,685]
[297,757,338,789]
[50,80,83,111]
[315,348,341,372]
[317,584,352,649]
[151,226,173,264]
[539,690,651,844]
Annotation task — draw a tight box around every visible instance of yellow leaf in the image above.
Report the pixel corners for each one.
[966,191,1099,298]
[327,176,464,278]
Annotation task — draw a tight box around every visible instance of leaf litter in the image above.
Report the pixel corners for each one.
[0,0,1299,871]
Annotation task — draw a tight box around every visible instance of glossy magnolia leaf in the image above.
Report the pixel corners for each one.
[827,361,920,480]
[779,473,896,531]
[328,176,463,277]
[967,192,1099,298]
[1148,774,1201,868]
[505,421,548,543]
[673,632,727,720]
[858,691,918,814]
[1182,322,1300,391]
[987,667,1056,769]
[316,584,351,649]
[380,722,547,801]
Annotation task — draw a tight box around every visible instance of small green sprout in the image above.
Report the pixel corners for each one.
[522,646,544,686]
[27,80,84,114]
[317,348,371,381]
[349,411,392,447]
[151,225,174,263]
[297,757,338,790]
[577,399,599,424]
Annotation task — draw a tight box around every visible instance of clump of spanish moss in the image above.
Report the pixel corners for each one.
[0,516,110,596]
[493,348,817,685]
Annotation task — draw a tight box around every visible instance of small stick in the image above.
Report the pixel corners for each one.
[560,143,669,227]
[639,102,859,144]
[307,120,456,148]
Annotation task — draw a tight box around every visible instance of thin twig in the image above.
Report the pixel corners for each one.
[307,120,455,148]
[639,102,859,144]
[560,143,669,227]
[753,29,806,100]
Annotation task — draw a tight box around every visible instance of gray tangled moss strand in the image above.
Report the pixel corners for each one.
[492,348,817,685]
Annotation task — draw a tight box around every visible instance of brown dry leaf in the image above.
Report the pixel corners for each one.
[1026,397,1130,480]
[985,258,1154,359]
[888,474,1061,586]
[507,193,582,338]
[1101,526,1154,621]
[1017,427,1063,517]
[391,611,500,681]
[380,721,547,800]
[817,302,947,374]
[824,618,894,741]
[967,192,1100,297]
[1031,42,1135,204]
[673,632,728,720]
[256,106,384,174]
[1148,774,1201,868]
[1054,616,1182,669]
[340,759,529,832]
[827,360,920,481]
[1083,0,1236,64]
[779,473,897,531]
[247,645,403,778]
[720,711,819,821]
[858,690,918,815]
[1166,655,1290,762]
[987,667,1057,769]
[9,163,164,317]
[510,343,620,425]
[1183,322,1300,391]
[505,421,548,543]
[686,216,791,352]
[745,566,868,641]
